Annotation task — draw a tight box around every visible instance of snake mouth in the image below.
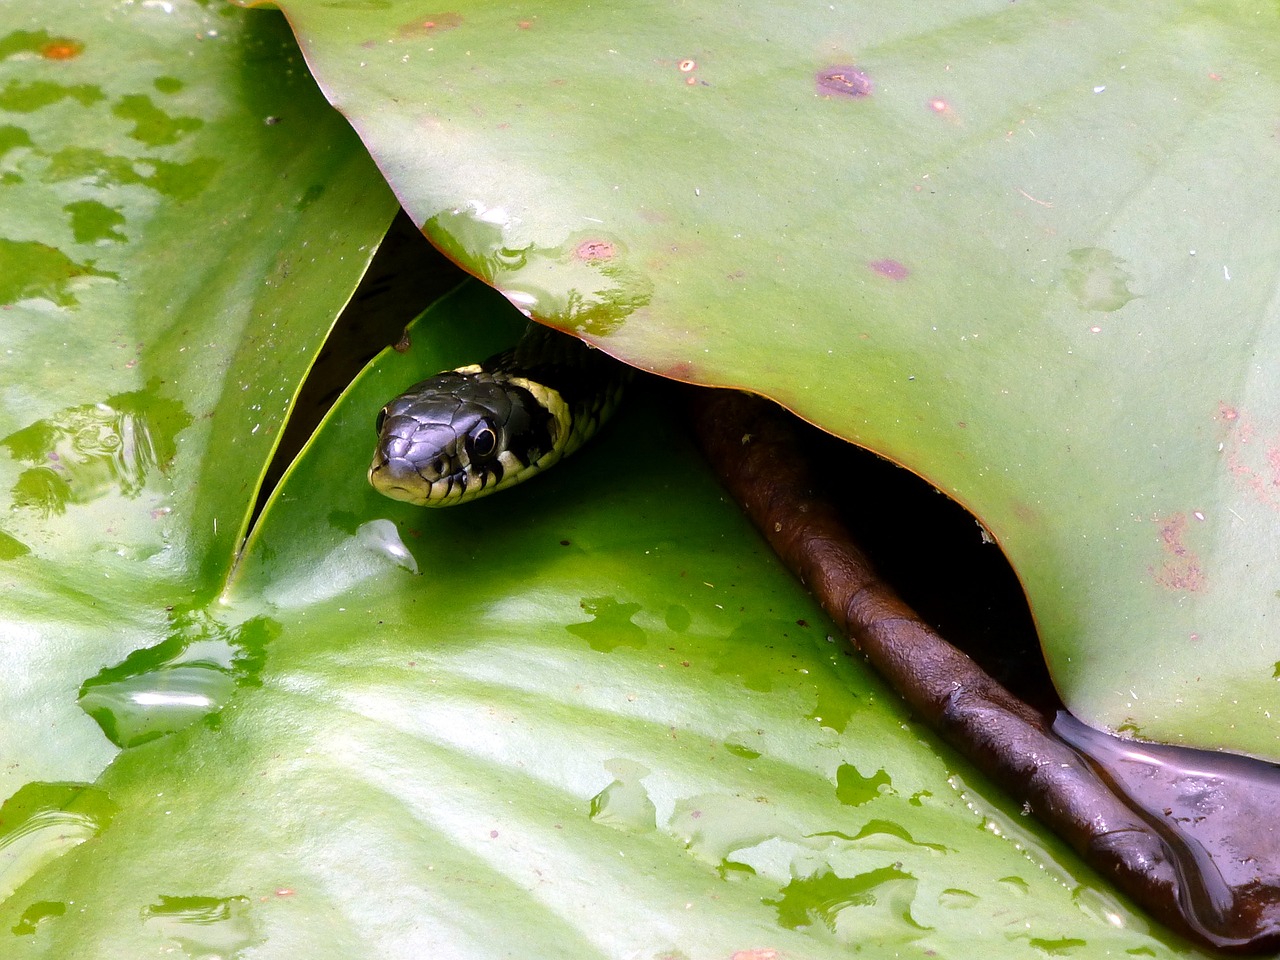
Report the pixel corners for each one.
[368,450,513,507]
[367,459,430,504]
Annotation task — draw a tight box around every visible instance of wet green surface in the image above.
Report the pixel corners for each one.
[259,0,1280,760]
[0,285,1213,958]
[0,2,1274,955]
[0,0,394,880]
[77,611,277,748]
[0,783,116,902]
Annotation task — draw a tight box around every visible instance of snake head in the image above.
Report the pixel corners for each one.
[368,369,561,506]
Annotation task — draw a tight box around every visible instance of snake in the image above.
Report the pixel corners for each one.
[368,322,629,506]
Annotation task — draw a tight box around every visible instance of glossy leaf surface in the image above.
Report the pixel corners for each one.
[0,1,1271,955]
[1,282,1209,957]
[260,0,1280,758]
[0,0,395,830]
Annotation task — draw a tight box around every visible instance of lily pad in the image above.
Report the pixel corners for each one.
[0,0,1271,954]
[0,281,1205,957]
[258,0,1280,759]
[0,0,395,821]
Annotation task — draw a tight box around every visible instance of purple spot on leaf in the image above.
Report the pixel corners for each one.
[816,65,873,99]
[869,259,909,281]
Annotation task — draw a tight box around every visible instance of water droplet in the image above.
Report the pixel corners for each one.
[11,900,66,936]
[1063,248,1136,312]
[111,93,202,147]
[0,237,117,307]
[0,379,190,515]
[78,611,279,747]
[810,819,949,853]
[63,199,127,244]
[0,79,103,112]
[765,866,927,940]
[423,207,651,336]
[142,894,259,956]
[938,888,979,909]
[834,763,893,806]
[589,759,656,833]
[1029,936,1089,955]
[664,604,692,633]
[356,519,418,574]
[0,782,116,901]
[1054,711,1280,948]
[669,794,793,870]
[723,738,761,760]
[566,596,646,652]
[998,875,1031,895]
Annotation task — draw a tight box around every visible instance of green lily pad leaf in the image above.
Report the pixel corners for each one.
[260,0,1280,759]
[0,0,394,807]
[0,282,1207,957]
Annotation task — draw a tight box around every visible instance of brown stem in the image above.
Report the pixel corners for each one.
[689,388,1280,954]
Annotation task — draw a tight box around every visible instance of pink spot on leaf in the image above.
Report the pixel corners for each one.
[1219,404,1280,510]
[574,239,616,262]
[869,259,910,281]
[1150,513,1205,592]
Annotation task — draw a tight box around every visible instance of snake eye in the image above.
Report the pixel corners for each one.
[467,423,498,460]
[375,407,388,436]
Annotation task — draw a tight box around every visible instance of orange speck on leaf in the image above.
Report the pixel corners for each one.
[396,12,463,37]
[41,39,84,60]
